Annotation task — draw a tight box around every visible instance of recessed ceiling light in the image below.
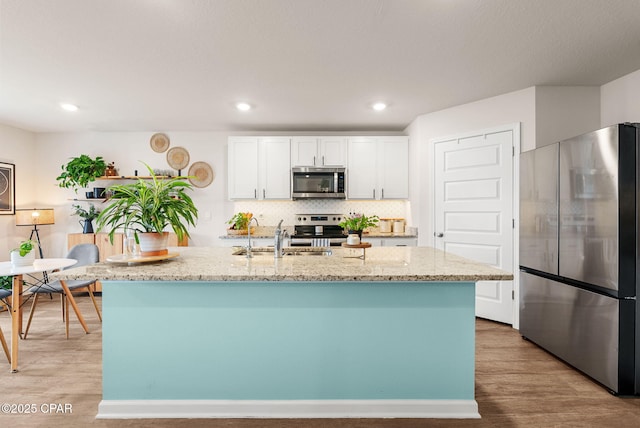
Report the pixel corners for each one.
[236,102,252,111]
[372,102,387,111]
[60,103,78,112]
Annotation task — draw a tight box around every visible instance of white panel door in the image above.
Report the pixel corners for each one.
[434,127,515,324]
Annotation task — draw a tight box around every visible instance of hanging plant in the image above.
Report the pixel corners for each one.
[56,155,107,192]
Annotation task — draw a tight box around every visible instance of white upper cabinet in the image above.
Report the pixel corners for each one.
[259,137,291,199]
[228,137,259,199]
[291,137,347,166]
[228,137,291,200]
[347,136,408,200]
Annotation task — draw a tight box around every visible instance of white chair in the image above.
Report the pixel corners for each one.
[24,244,101,339]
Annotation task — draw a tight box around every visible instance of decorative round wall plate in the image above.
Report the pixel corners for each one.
[166,147,190,170]
[150,133,170,153]
[187,161,214,188]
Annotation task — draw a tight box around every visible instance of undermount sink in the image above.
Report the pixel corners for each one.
[232,246,332,256]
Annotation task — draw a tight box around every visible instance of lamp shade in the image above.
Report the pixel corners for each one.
[15,208,55,226]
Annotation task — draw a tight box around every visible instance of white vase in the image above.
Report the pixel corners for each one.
[11,249,35,267]
[137,232,169,256]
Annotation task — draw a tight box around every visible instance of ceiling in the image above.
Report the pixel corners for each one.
[2,0,640,133]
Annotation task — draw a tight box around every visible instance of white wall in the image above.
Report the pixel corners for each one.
[0,123,38,255]
[535,86,600,147]
[405,87,536,246]
[34,131,232,257]
[601,68,640,126]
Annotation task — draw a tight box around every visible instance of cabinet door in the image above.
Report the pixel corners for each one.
[95,233,124,261]
[67,233,95,250]
[228,137,259,199]
[291,137,319,166]
[319,137,346,166]
[381,238,417,247]
[379,137,409,199]
[260,138,291,199]
[347,138,378,199]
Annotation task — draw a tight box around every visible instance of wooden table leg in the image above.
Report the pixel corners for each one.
[10,275,22,372]
[59,280,89,334]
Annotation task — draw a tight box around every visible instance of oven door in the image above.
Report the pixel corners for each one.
[290,237,347,247]
[291,167,345,199]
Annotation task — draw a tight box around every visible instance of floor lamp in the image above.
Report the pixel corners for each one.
[15,208,55,260]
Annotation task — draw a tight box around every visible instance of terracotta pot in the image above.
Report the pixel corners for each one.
[137,232,169,256]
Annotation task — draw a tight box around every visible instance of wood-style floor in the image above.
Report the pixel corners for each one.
[0,295,638,427]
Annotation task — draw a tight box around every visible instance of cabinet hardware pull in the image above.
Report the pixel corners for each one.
[437,233,444,238]
[263,189,266,198]
[381,188,384,199]
[373,189,375,199]
[313,156,316,166]
[254,189,257,199]
[322,155,325,165]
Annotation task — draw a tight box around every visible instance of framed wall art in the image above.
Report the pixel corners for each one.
[0,162,15,215]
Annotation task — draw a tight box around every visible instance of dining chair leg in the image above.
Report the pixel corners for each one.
[23,293,40,339]
[59,281,89,335]
[87,287,102,322]
[60,293,65,322]
[64,294,70,339]
[0,326,10,363]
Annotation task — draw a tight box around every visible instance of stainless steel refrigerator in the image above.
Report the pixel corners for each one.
[520,123,640,395]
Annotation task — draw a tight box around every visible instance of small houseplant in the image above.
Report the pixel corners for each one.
[10,239,37,267]
[96,163,198,256]
[226,212,254,235]
[56,155,107,192]
[339,213,379,237]
[72,203,100,234]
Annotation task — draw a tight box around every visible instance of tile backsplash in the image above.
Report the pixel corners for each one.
[233,200,411,227]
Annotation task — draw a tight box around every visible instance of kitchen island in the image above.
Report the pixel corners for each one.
[54,246,511,420]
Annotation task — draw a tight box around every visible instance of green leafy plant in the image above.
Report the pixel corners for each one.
[338,213,379,231]
[56,155,107,192]
[96,162,198,244]
[227,212,253,230]
[71,203,100,220]
[12,239,36,257]
[0,275,11,290]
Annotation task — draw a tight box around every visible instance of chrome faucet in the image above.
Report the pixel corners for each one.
[274,219,289,258]
[245,217,259,258]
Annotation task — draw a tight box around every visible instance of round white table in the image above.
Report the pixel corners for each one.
[0,258,77,372]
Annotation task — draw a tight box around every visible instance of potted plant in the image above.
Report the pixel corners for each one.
[56,154,107,193]
[10,239,37,267]
[72,203,101,234]
[96,163,198,256]
[226,212,255,235]
[338,213,379,238]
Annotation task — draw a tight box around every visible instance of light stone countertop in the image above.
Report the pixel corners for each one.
[52,246,512,283]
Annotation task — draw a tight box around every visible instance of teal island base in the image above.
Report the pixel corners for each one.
[98,280,479,419]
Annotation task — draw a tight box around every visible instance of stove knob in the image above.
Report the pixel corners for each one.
[297,217,301,221]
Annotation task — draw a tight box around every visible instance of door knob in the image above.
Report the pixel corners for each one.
[436,233,444,238]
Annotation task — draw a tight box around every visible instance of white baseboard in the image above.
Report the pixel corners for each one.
[97,399,480,419]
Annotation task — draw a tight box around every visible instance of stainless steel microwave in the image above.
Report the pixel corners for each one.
[291,167,346,199]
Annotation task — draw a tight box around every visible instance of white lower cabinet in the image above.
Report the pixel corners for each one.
[219,238,274,248]
[362,237,417,247]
